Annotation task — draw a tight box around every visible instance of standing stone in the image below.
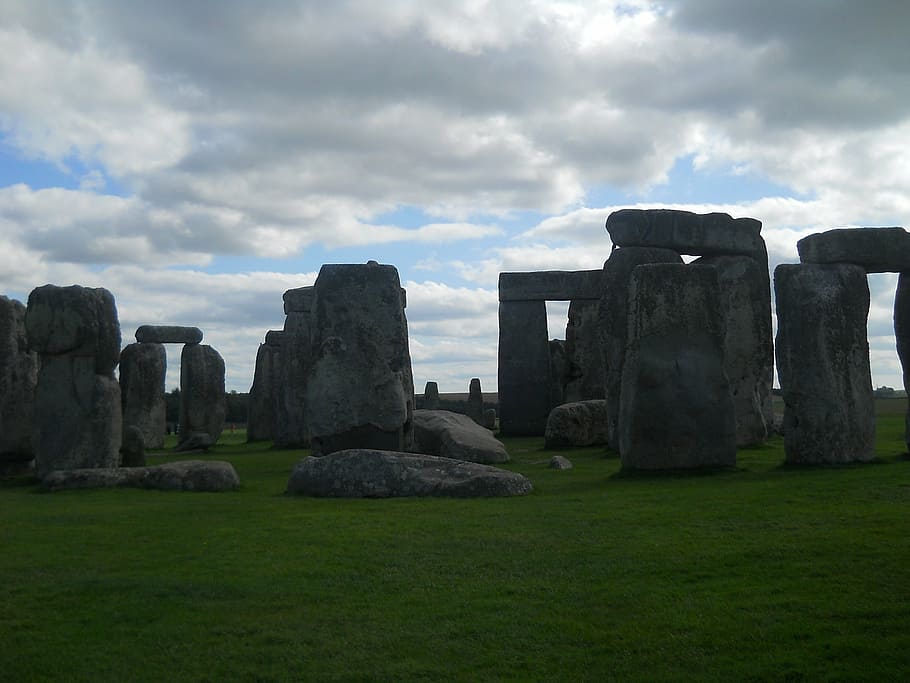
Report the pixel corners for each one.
[693,254,773,445]
[120,425,146,468]
[548,339,566,409]
[619,264,736,470]
[895,273,910,452]
[247,331,282,442]
[178,344,226,448]
[274,287,314,448]
[26,285,122,477]
[775,264,875,464]
[0,296,37,467]
[304,262,415,456]
[119,342,166,449]
[563,299,605,403]
[467,378,484,425]
[423,381,440,410]
[599,246,682,450]
[498,300,550,435]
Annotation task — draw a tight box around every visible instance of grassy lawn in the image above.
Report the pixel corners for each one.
[2,405,910,682]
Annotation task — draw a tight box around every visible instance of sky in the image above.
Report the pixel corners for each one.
[1,0,909,393]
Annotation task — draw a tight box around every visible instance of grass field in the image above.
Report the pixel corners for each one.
[2,401,910,681]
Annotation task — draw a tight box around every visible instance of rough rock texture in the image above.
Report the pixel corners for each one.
[498,270,602,301]
[274,287,314,448]
[411,409,509,464]
[26,285,122,478]
[174,432,215,452]
[467,378,484,424]
[178,344,226,448]
[775,264,875,464]
[499,300,550,435]
[40,460,240,492]
[619,264,736,470]
[563,299,605,403]
[120,425,146,467]
[135,325,203,345]
[798,227,910,273]
[606,209,763,256]
[0,296,37,463]
[423,381,440,410]
[895,273,910,452]
[119,342,166,449]
[549,455,573,470]
[693,254,773,446]
[304,263,415,456]
[548,339,566,409]
[599,247,683,449]
[483,408,496,430]
[544,400,608,448]
[247,332,282,442]
[286,449,532,498]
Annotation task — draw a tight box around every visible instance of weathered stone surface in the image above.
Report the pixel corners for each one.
[599,247,683,449]
[775,264,875,464]
[619,264,736,470]
[549,455,573,470]
[119,342,166,449]
[483,408,496,430]
[606,209,763,256]
[548,339,566,409]
[693,254,773,446]
[264,330,285,346]
[0,296,37,462]
[174,432,215,451]
[247,333,282,442]
[121,425,146,467]
[286,449,532,498]
[563,299,605,403]
[178,344,226,448]
[40,460,240,492]
[498,270,602,302]
[274,286,314,448]
[411,409,509,464]
[32,357,122,477]
[26,285,120,374]
[895,273,910,452]
[304,263,414,456]
[423,381,440,410]
[544,400,608,449]
[499,300,550,435]
[467,378,484,424]
[135,325,203,345]
[798,227,910,273]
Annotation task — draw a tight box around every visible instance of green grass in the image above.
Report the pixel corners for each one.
[2,409,910,682]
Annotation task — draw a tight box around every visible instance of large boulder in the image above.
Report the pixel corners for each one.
[286,449,532,498]
[797,227,910,273]
[40,460,240,492]
[544,400,608,448]
[247,332,282,442]
[619,264,736,470]
[0,296,37,464]
[305,263,414,456]
[411,409,509,464]
[135,325,203,344]
[606,209,763,256]
[178,344,226,448]
[774,263,875,464]
[119,342,166,449]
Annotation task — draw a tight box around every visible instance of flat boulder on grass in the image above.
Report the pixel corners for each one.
[286,449,532,498]
[411,409,509,464]
[544,400,607,448]
[40,460,239,492]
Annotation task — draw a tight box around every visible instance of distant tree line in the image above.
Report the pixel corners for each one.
[164,388,249,425]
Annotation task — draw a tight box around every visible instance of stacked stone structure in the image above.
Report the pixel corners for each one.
[0,296,38,470]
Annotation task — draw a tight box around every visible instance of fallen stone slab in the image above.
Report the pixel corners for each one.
[549,455,573,470]
[39,460,240,492]
[606,209,763,256]
[544,400,608,448]
[411,410,509,464]
[286,449,532,498]
[797,227,910,273]
[135,325,203,344]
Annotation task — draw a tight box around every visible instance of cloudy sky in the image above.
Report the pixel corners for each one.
[1,0,908,392]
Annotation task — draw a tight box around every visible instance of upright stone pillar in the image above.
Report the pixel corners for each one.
[895,273,910,452]
[247,330,282,442]
[619,264,736,469]
[775,264,874,464]
[26,285,122,477]
[305,262,415,456]
[423,381,440,410]
[0,296,38,469]
[563,299,605,403]
[548,339,566,409]
[119,342,166,449]
[498,300,550,435]
[179,344,226,447]
[275,287,314,448]
[467,378,484,424]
